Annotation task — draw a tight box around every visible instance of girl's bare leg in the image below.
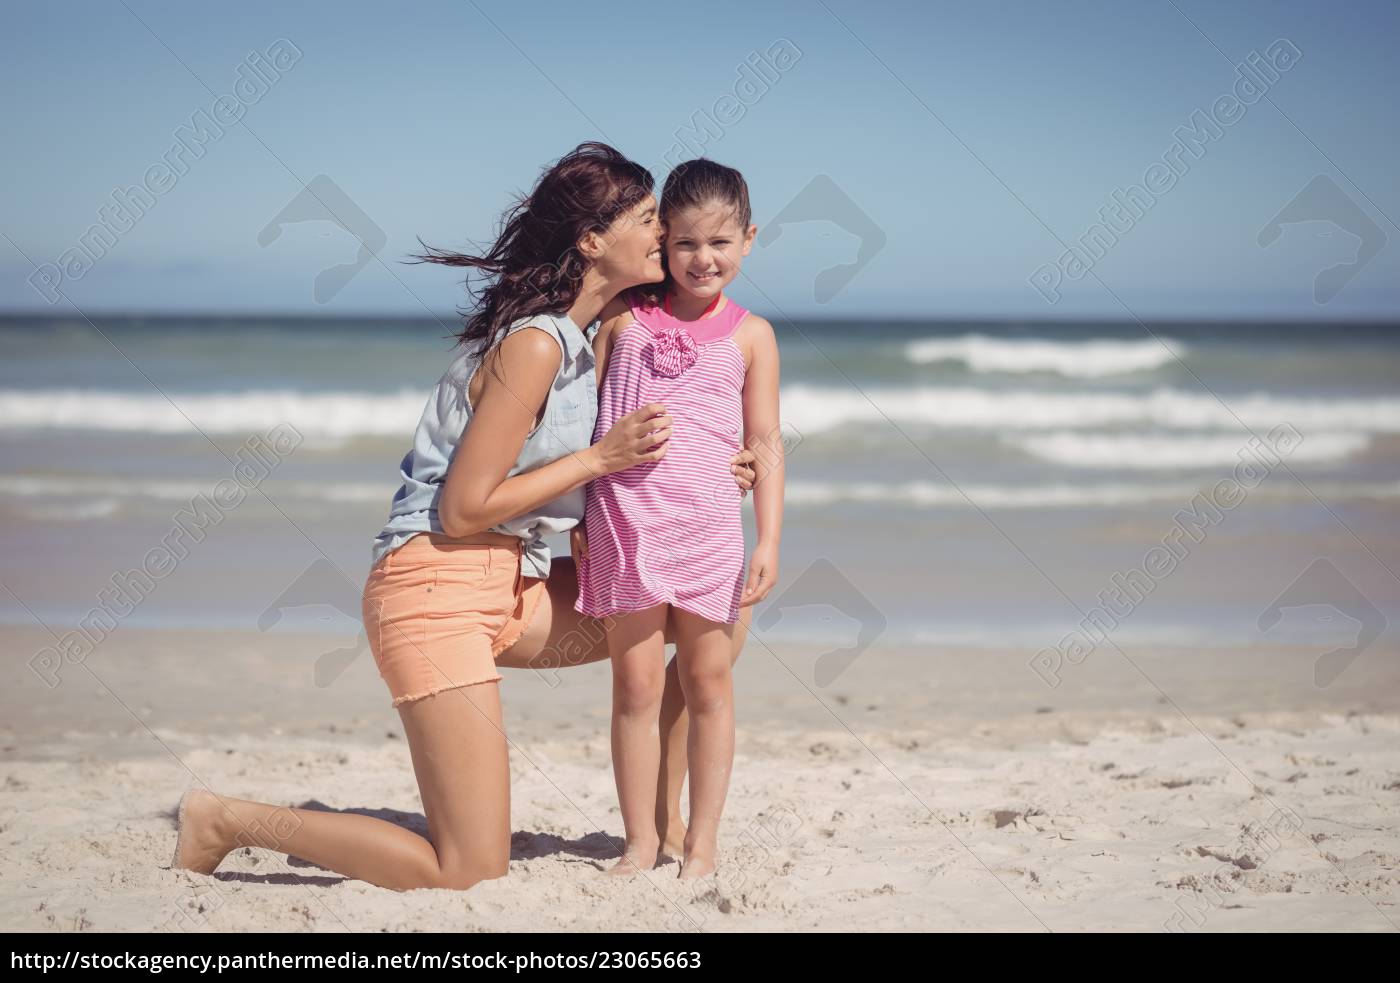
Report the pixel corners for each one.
[656,603,749,856]
[603,602,670,876]
[669,607,736,879]
[172,555,753,888]
[493,557,751,857]
[172,681,510,892]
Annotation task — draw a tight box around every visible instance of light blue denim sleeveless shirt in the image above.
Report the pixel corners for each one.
[371,311,599,579]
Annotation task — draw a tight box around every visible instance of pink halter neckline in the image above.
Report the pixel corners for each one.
[632,289,748,345]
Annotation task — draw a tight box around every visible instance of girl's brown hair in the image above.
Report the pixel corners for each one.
[413,142,654,355]
[640,158,751,307]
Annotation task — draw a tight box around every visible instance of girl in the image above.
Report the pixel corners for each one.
[168,143,760,891]
[573,159,785,880]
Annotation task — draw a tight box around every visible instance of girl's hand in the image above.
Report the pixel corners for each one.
[740,541,779,607]
[729,447,757,496]
[592,402,672,475]
[570,524,587,563]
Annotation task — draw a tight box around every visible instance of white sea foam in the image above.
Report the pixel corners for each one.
[6,385,1400,441]
[0,388,428,438]
[778,384,1400,435]
[10,499,123,521]
[4,472,1397,520]
[904,334,1185,376]
[781,477,1400,506]
[783,480,1203,508]
[1010,431,1371,469]
[0,474,394,506]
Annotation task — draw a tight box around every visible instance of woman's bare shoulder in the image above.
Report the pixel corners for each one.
[478,323,564,390]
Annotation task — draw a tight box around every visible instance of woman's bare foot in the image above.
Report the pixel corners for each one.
[169,789,234,875]
[677,850,717,880]
[604,838,660,877]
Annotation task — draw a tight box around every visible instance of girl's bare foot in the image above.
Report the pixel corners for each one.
[659,821,687,860]
[169,789,234,874]
[604,838,660,877]
[678,850,717,880]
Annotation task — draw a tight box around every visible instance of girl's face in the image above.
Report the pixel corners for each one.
[663,202,757,301]
[594,193,664,287]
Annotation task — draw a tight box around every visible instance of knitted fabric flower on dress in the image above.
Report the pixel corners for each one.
[648,325,699,377]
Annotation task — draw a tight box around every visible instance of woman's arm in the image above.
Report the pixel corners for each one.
[595,294,756,493]
[438,325,673,537]
[738,315,784,605]
[439,327,588,537]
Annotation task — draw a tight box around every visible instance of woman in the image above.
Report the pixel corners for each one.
[169,143,759,891]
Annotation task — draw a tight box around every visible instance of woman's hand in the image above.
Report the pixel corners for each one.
[739,540,779,607]
[729,447,757,497]
[570,524,587,563]
[591,402,673,475]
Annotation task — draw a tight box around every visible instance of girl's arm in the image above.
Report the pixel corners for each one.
[738,314,784,606]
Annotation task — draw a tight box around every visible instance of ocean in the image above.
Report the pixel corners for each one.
[1,312,1396,661]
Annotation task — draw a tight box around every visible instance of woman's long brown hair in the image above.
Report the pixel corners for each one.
[412,142,654,356]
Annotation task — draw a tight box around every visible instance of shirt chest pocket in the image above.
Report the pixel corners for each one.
[550,360,598,425]
[549,385,585,425]
[532,387,596,461]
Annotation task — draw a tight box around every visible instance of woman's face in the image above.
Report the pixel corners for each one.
[593,193,664,287]
[663,201,756,301]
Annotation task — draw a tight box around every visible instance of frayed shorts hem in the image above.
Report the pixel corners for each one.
[390,675,504,708]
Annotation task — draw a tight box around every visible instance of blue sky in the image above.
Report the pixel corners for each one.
[2,0,1397,320]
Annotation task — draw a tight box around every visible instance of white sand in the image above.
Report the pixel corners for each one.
[2,626,1398,932]
[1,714,1397,932]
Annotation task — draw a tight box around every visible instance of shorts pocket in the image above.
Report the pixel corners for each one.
[431,562,492,596]
[363,572,427,677]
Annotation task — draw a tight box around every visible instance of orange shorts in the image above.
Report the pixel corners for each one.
[361,533,548,708]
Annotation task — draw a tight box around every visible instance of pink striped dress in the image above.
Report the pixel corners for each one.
[575,290,749,625]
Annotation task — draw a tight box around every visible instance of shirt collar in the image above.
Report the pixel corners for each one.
[554,311,598,359]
